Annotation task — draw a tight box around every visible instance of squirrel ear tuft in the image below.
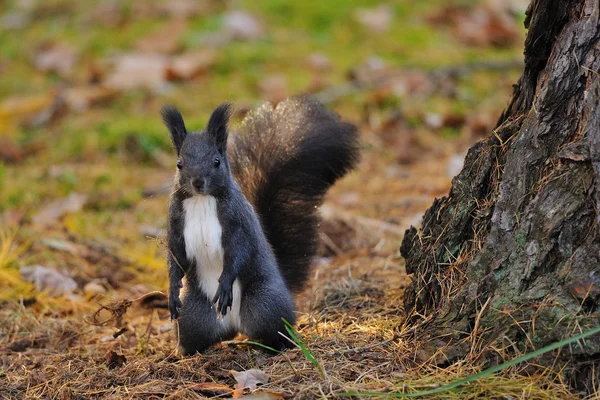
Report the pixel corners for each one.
[207,103,233,154]
[161,105,187,154]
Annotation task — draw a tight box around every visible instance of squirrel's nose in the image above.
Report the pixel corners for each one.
[191,178,205,192]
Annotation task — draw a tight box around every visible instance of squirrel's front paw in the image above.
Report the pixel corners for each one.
[212,283,233,317]
[169,292,182,320]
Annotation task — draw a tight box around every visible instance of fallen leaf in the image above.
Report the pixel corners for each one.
[34,42,77,76]
[1,11,30,30]
[0,93,58,128]
[20,265,78,296]
[7,336,48,352]
[306,52,332,72]
[103,54,169,90]
[0,137,23,163]
[348,56,387,84]
[88,2,127,28]
[187,382,233,396]
[0,208,25,226]
[223,11,264,41]
[84,281,107,297]
[64,86,118,112]
[106,350,126,369]
[139,225,162,238]
[230,369,268,392]
[428,2,519,47]
[258,75,288,104]
[166,50,217,80]
[136,19,187,54]
[159,0,212,18]
[424,113,443,129]
[354,4,394,33]
[40,238,82,255]
[31,192,88,227]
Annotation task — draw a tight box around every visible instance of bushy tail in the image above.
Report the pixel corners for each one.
[229,97,360,293]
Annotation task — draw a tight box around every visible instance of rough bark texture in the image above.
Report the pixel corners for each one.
[401,0,600,394]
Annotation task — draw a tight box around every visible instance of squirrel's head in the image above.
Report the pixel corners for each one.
[161,103,233,197]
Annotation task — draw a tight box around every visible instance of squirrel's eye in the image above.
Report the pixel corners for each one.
[177,159,183,169]
[214,157,221,168]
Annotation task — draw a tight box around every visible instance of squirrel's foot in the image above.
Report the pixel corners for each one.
[212,282,233,317]
[169,290,182,320]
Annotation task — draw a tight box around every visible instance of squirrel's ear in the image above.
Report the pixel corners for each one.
[161,105,187,154]
[207,103,232,154]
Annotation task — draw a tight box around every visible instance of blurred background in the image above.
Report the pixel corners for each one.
[0,0,527,304]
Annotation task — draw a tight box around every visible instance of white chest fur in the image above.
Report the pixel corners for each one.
[183,195,242,330]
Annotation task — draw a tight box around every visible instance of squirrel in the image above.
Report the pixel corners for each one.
[161,97,360,355]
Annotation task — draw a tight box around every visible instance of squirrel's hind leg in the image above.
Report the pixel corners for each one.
[239,287,297,352]
[176,287,236,355]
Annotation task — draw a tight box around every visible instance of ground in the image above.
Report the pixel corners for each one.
[0,0,591,398]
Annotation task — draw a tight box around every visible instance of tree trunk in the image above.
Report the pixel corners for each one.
[400,0,600,394]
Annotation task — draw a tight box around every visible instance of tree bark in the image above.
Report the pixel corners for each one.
[400,0,600,394]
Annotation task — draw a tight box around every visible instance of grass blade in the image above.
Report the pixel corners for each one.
[283,318,326,378]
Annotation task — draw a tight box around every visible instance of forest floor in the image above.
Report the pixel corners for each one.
[0,0,592,399]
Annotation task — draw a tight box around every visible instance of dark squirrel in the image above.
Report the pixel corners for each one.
[161,98,360,355]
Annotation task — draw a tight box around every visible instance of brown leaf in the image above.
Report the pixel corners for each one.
[223,11,264,41]
[34,42,77,75]
[166,50,217,80]
[428,2,519,47]
[230,369,268,392]
[2,11,31,30]
[20,265,78,296]
[161,0,210,18]
[136,19,187,54]
[83,281,107,297]
[106,350,126,369]
[258,75,288,104]
[0,93,58,127]
[354,5,394,33]
[64,86,118,112]
[103,54,169,90]
[0,137,23,163]
[306,52,332,72]
[187,382,233,396]
[31,193,88,227]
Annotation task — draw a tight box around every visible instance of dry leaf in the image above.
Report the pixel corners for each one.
[20,265,78,296]
[35,42,77,75]
[84,281,107,297]
[306,52,332,72]
[1,11,30,30]
[0,137,23,163]
[40,238,82,255]
[223,11,264,41]
[258,75,288,104]
[160,0,211,18]
[230,369,268,392]
[0,93,58,128]
[103,54,169,90]
[428,2,519,47]
[106,351,126,369]
[166,50,217,80]
[136,19,187,54]
[64,86,118,112]
[354,5,394,33]
[187,382,233,396]
[31,193,88,227]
